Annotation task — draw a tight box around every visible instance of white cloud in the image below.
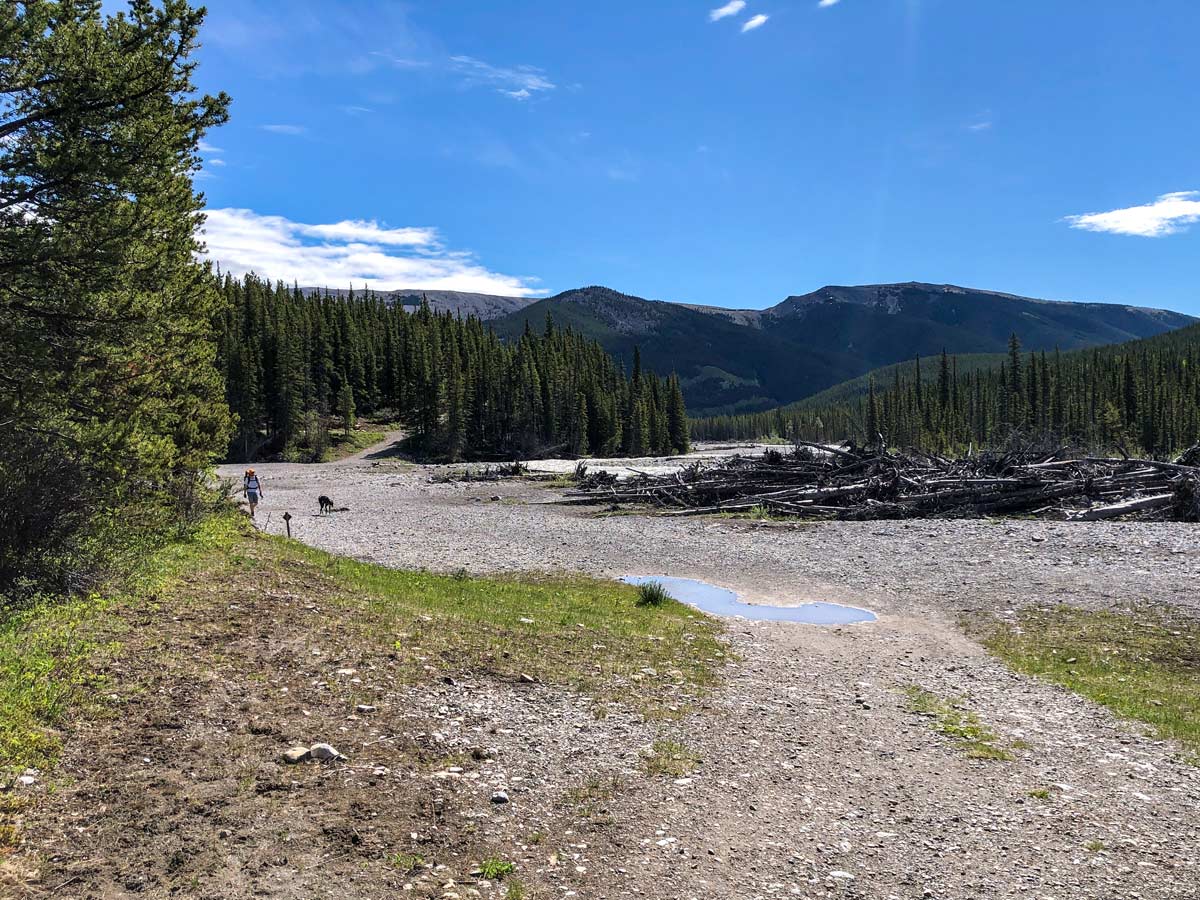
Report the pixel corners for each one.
[261,124,306,135]
[967,120,992,132]
[709,1,746,22]
[818,0,842,7]
[1064,191,1200,238]
[198,140,224,153]
[449,55,555,101]
[208,158,227,166]
[200,208,541,295]
[742,13,769,31]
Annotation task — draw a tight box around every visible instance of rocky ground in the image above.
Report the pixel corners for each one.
[8,438,1198,899]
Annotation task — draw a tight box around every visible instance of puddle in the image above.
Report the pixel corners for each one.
[621,575,876,625]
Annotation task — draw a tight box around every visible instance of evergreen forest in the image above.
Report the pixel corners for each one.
[692,327,1200,457]
[215,276,691,462]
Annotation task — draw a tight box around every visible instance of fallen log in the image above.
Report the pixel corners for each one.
[1067,494,1176,521]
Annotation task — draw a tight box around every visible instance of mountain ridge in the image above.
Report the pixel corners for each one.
[301,281,1195,415]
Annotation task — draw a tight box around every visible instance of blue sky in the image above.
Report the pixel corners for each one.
[169,0,1199,313]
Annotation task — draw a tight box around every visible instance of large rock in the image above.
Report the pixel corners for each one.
[309,743,344,761]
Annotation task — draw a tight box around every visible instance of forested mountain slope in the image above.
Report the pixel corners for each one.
[490,283,1194,415]
[692,323,1200,456]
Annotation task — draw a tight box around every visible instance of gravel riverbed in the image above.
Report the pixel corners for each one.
[211,446,1200,900]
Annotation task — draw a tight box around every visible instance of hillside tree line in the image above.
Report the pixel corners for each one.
[215,276,690,462]
[693,327,1200,457]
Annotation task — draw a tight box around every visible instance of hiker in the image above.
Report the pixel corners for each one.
[243,468,264,517]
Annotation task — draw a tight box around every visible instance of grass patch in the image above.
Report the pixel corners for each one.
[321,427,393,462]
[269,537,724,706]
[1027,787,1052,800]
[0,502,724,778]
[0,513,244,776]
[903,686,1014,761]
[478,857,515,880]
[641,739,701,777]
[388,852,425,873]
[565,774,621,808]
[505,882,527,900]
[978,605,1200,759]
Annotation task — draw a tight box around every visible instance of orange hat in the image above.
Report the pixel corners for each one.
[246,468,255,475]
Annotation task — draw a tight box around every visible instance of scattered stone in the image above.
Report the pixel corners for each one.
[355,704,377,713]
[309,743,343,761]
[519,673,535,684]
[490,790,510,804]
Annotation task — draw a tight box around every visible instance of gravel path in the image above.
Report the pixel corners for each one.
[216,447,1200,899]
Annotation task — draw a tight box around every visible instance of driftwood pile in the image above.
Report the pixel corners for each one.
[563,442,1200,522]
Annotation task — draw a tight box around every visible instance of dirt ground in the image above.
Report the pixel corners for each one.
[6,438,1200,899]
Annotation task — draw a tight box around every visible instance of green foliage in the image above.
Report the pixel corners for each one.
[0,0,231,593]
[478,858,515,880]
[694,325,1200,456]
[635,581,673,608]
[216,279,689,462]
[981,605,1200,758]
[388,852,424,873]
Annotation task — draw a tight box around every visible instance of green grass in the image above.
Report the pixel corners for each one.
[0,503,724,780]
[641,739,701,777]
[504,882,527,900]
[635,581,672,608]
[903,686,1015,761]
[478,857,515,880]
[1028,787,1052,800]
[388,852,425,873]
[979,605,1200,760]
[320,424,400,462]
[273,537,724,704]
[0,514,244,776]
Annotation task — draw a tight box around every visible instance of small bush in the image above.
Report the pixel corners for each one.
[635,581,673,608]
[479,857,515,880]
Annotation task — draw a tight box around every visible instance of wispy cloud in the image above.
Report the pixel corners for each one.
[200,208,541,295]
[709,1,746,21]
[208,158,227,166]
[449,55,555,101]
[198,140,224,153]
[742,13,769,31]
[261,124,306,135]
[368,51,430,69]
[818,0,842,7]
[966,114,993,132]
[1064,191,1200,237]
[343,105,374,115]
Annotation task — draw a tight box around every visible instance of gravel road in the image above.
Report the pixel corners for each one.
[216,443,1200,900]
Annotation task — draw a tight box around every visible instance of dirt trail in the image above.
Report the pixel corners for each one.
[11,453,1199,899]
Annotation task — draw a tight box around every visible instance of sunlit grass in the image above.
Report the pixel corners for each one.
[980,605,1200,760]
[903,685,1015,760]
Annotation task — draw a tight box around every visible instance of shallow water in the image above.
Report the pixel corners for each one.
[621,575,876,624]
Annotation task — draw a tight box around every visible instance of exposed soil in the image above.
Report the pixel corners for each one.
[7,439,1200,899]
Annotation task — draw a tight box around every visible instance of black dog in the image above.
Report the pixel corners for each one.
[318,495,335,516]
